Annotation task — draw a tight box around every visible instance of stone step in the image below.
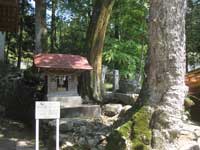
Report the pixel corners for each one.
[61,105,101,118]
[48,96,83,107]
[47,91,79,97]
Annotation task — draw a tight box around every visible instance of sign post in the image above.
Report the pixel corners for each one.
[36,119,39,150]
[35,101,60,150]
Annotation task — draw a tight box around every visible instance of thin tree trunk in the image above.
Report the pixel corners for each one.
[186,0,194,72]
[81,0,115,102]
[51,0,57,52]
[5,33,9,64]
[138,39,145,83]
[17,0,25,69]
[138,1,147,83]
[35,0,47,54]
[114,0,120,40]
[17,23,23,69]
[0,32,5,62]
[59,24,62,47]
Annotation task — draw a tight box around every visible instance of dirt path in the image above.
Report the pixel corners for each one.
[0,117,35,150]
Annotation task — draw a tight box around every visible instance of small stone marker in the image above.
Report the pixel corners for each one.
[35,101,60,150]
[102,65,108,84]
[113,70,119,91]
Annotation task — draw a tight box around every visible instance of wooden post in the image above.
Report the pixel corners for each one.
[35,119,39,150]
[56,118,59,150]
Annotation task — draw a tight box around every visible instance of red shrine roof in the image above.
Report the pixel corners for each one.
[34,54,93,72]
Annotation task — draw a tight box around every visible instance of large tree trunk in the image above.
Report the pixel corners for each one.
[51,0,57,52]
[0,32,6,62]
[81,0,115,102]
[106,0,197,150]
[143,0,187,149]
[35,0,47,54]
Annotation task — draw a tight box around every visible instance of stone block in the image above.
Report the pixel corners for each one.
[48,96,82,107]
[103,92,138,105]
[47,91,82,107]
[119,79,141,94]
[61,105,101,118]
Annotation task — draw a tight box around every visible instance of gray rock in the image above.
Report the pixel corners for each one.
[80,126,87,134]
[78,137,86,145]
[60,121,74,132]
[97,145,105,150]
[120,105,132,115]
[102,104,123,117]
[194,129,200,137]
[46,115,114,150]
[179,143,200,150]
[87,139,97,146]
[114,93,138,105]
[197,138,200,145]
[0,105,5,116]
[102,92,114,102]
[103,92,138,105]
[119,79,141,94]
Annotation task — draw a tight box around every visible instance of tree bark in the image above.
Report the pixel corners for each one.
[114,0,120,40]
[51,0,57,52]
[81,0,115,102]
[5,33,9,64]
[142,0,187,149]
[17,0,25,69]
[35,0,47,54]
[0,32,6,62]
[106,0,190,149]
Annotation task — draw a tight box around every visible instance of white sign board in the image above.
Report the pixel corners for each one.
[35,101,60,150]
[35,101,60,119]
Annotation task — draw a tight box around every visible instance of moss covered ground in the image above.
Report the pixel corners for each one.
[106,106,152,150]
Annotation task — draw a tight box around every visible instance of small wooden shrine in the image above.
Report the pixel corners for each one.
[34,53,92,99]
[0,0,19,32]
[185,68,200,96]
